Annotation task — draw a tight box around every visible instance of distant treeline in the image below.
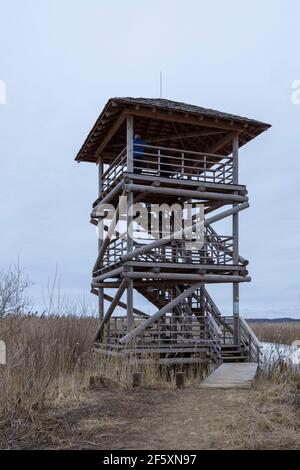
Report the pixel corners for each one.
[247,318,300,323]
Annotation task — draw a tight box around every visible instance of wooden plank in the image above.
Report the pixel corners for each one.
[124,261,247,272]
[94,111,127,159]
[201,363,258,389]
[130,108,245,132]
[124,172,245,193]
[124,183,248,203]
[123,272,251,282]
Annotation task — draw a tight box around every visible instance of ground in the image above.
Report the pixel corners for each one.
[13,377,300,450]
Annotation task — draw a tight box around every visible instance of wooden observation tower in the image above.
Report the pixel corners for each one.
[75,97,270,366]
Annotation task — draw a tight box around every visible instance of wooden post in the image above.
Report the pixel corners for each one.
[120,282,204,345]
[127,116,134,330]
[98,156,104,320]
[232,134,240,345]
[199,284,205,317]
[121,202,249,264]
[176,372,184,388]
[127,115,134,173]
[94,279,127,341]
[132,372,142,388]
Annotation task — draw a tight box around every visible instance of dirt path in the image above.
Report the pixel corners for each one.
[30,385,252,450]
[16,379,300,450]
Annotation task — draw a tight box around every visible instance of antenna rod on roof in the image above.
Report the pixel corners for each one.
[160,71,163,98]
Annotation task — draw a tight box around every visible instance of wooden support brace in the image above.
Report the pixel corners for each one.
[121,202,249,264]
[176,372,185,389]
[94,279,127,341]
[124,183,248,203]
[119,282,204,345]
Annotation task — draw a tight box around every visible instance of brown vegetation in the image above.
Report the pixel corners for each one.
[1,270,299,450]
[252,321,300,345]
[1,315,300,449]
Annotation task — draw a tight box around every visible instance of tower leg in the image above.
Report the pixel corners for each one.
[127,279,134,331]
[97,156,104,320]
[233,283,240,345]
[126,116,134,331]
[232,134,241,346]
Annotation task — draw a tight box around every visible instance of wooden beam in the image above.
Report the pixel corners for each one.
[127,115,134,172]
[121,202,249,263]
[119,282,204,345]
[92,267,123,283]
[124,261,247,271]
[124,183,248,203]
[122,272,251,283]
[92,191,125,272]
[205,132,238,154]
[97,156,104,320]
[91,180,124,215]
[232,134,240,345]
[95,279,127,341]
[103,293,149,317]
[126,116,134,330]
[94,112,127,159]
[129,108,245,132]
[123,173,244,193]
[146,130,226,144]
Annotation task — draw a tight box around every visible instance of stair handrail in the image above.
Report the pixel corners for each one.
[239,317,262,363]
[239,317,262,348]
[207,313,222,338]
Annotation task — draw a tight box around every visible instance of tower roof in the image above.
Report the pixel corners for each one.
[75,97,271,163]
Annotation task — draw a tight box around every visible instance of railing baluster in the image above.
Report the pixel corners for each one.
[158,148,161,176]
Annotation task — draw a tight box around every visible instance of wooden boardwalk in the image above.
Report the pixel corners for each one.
[201,363,258,389]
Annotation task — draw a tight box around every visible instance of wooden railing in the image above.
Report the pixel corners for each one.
[191,287,222,321]
[132,144,233,184]
[100,147,127,194]
[239,317,262,364]
[99,144,234,197]
[218,316,262,364]
[101,313,222,364]
[100,234,234,272]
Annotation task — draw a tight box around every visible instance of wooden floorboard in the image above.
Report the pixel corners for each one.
[201,362,258,389]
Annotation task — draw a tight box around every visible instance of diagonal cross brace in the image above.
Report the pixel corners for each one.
[119,282,203,345]
[120,202,249,264]
[95,279,127,342]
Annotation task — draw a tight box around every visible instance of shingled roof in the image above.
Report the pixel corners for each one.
[75,97,271,163]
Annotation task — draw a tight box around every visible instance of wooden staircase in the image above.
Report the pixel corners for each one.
[133,284,261,365]
[221,344,249,362]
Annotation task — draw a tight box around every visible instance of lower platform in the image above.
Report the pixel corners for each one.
[200,362,258,389]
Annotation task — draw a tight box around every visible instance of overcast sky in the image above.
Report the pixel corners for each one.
[1,0,300,318]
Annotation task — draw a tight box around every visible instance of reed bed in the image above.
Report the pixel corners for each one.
[0,313,209,448]
[251,321,300,345]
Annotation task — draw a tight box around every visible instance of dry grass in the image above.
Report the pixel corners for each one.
[251,321,300,345]
[2,315,300,449]
[0,313,207,449]
[0,314,98,447]
[211,368,300,449]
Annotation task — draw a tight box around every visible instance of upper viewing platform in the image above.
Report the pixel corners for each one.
[75,97,270,199]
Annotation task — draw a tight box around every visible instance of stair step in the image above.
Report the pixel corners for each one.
[222,355,248,361]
